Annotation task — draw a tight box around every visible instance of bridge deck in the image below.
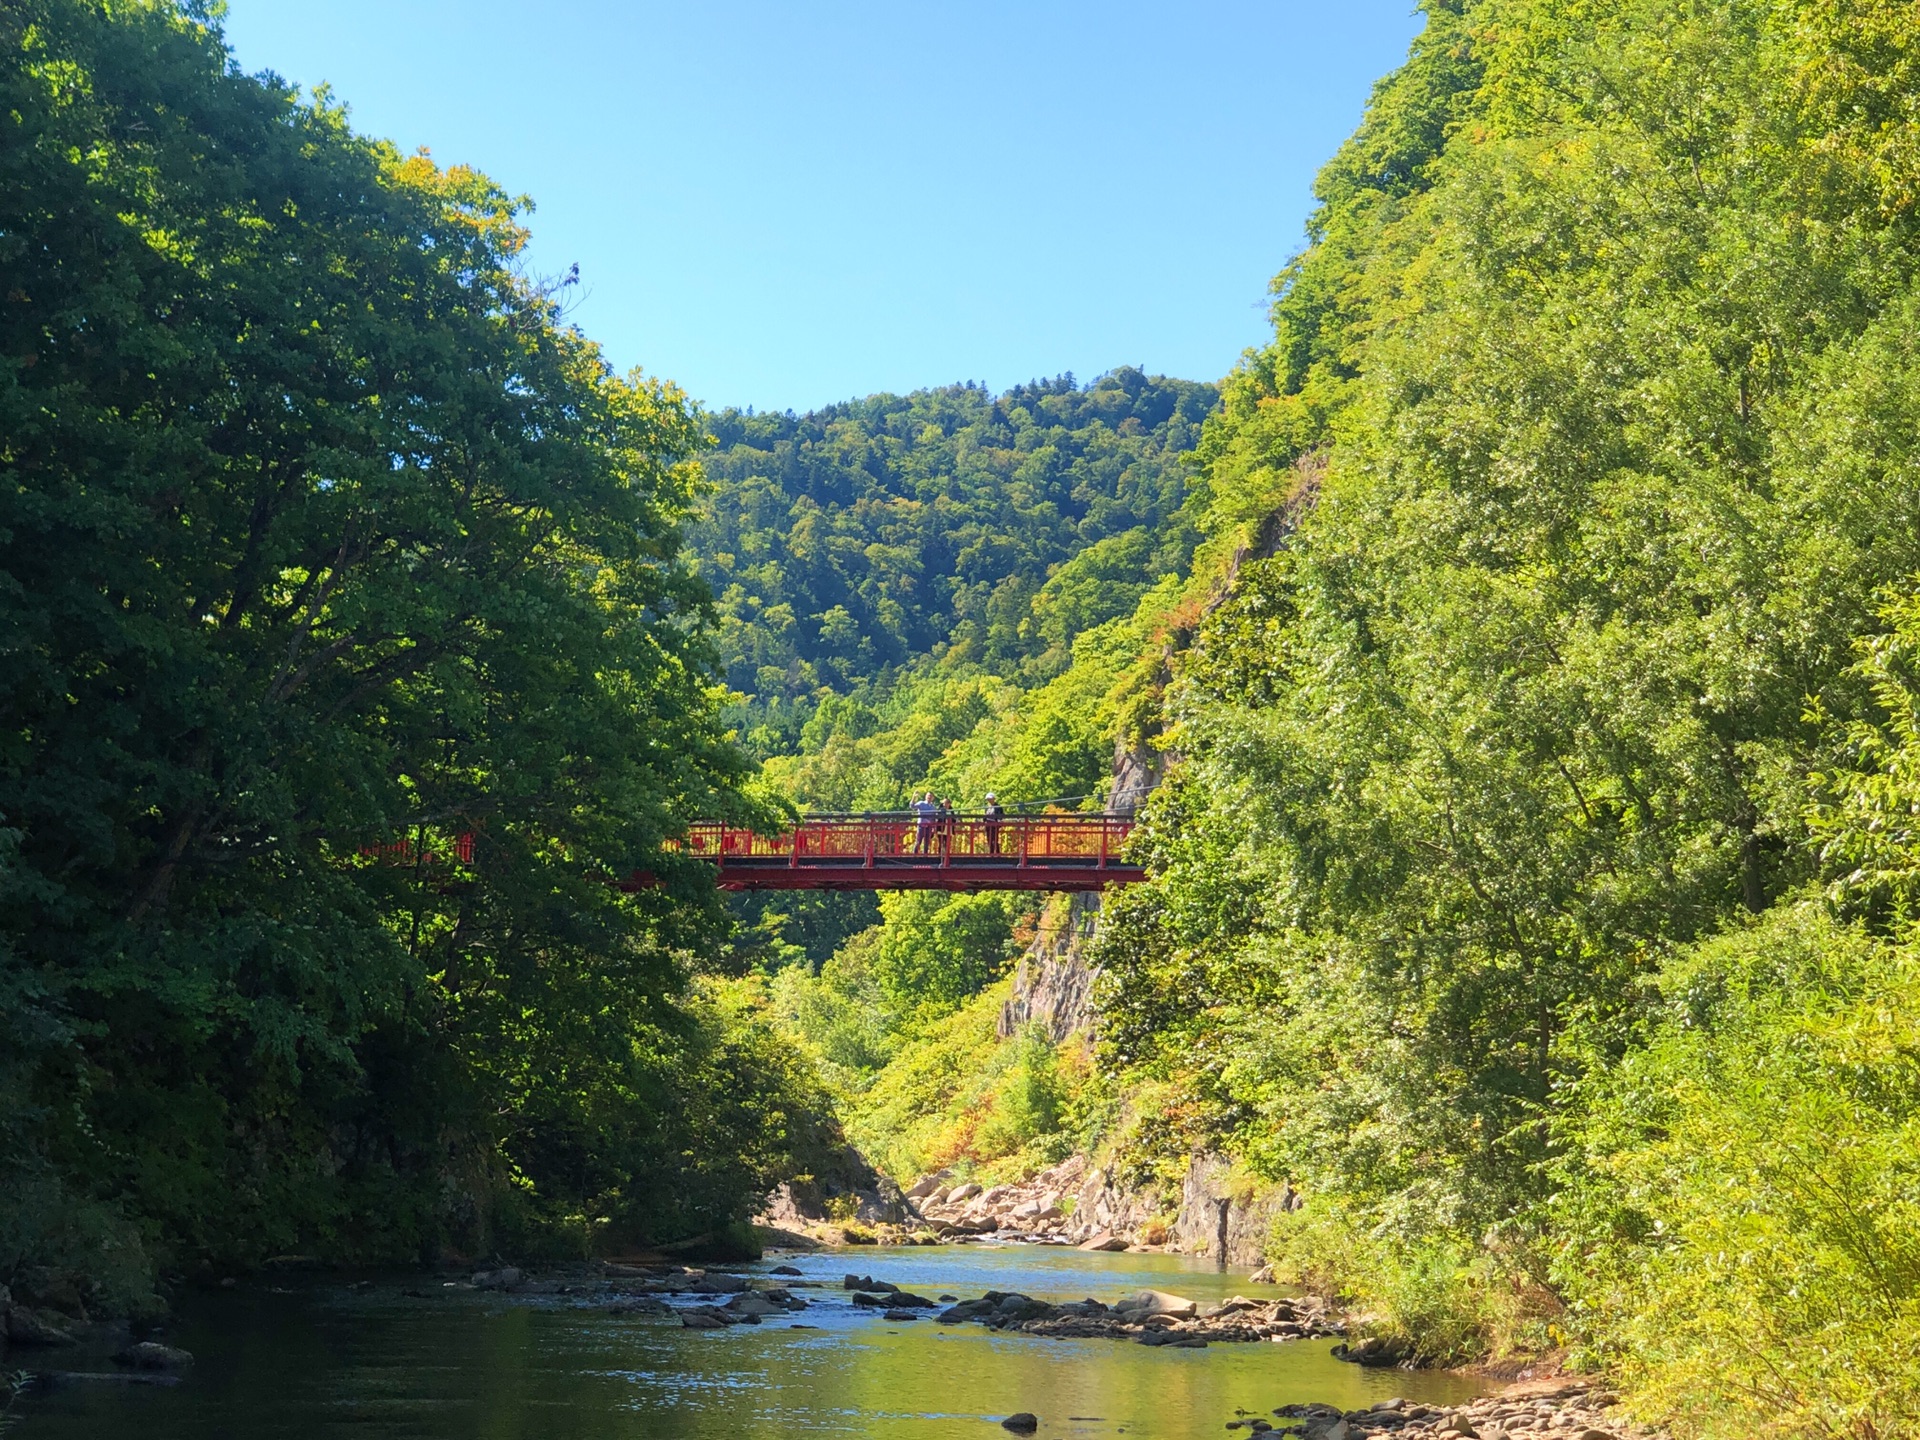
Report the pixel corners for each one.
[679,813,1144,892]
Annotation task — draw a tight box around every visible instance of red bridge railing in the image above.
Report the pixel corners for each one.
[678,812,1145,892]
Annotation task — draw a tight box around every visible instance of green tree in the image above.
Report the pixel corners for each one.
[0,0,822,1285]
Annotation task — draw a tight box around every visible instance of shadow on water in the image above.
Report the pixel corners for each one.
[18,1246,1492,1439]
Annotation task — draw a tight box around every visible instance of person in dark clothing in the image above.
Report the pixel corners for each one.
[983,792,1005,855]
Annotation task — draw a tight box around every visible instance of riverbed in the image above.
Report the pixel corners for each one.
[17,1245,1492,1438]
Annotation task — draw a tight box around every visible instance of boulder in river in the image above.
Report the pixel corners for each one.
[1332,1334,1412,1367]
[1111,1289,1198,1319]
[114,1341,194,1370]
[1076,1232,1128,1251]
[723,1292,784,1318]
[1001,1414,1038,1434]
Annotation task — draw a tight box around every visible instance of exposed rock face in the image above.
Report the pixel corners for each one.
[998,892,1102,1042]
[1110,735,1162,818]
[1172,1153,1300,1266]
[898,1149,1297,1265]
[756,1146,907,1230]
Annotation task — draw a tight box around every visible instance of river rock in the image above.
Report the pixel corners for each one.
[4,1305,76,1346]
[768,1264,803,1277]
[1002,1414,1038,1434]
[680,1307,730,1329]
[1333,1334,1411,1367]
[23,1277,89,1323]
[1112,1289,1198,1319]
[114,1341,193,1370]
[605,1297,671,1316]
[842,1274,898,1293]
[1248,1264,1276,1284]
[723,1292,784,1317]
[34,1371,182,1390]
[1077,1232,1128,1251]
[472,1267,522,1291]
[946,1183,983,1204]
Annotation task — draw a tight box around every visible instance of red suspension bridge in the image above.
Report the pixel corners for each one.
[673,812,1145,892]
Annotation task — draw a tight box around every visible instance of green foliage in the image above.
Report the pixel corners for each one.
[1085,0,1920,1423]
[834,982,1086,1183]
[871,891,1021,1015]
[765,932,896,1086]
[0,0,825,1287]
[691,369,1216,745]
[1557,903,1920,1439]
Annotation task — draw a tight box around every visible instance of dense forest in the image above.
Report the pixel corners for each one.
[692,371,1215,759]
[9,0,1920,1436]
[0,0,841,1308]
[1100,0,1920,1432]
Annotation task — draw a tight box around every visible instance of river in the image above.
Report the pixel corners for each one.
[17,1245,1492,1438]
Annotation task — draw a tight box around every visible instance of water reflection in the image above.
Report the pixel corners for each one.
[20,1246,1490,1438]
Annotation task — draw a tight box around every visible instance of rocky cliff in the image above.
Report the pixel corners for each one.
[997,892,1101,1042]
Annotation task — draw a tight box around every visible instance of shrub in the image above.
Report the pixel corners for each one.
[1558,904,1920,1438]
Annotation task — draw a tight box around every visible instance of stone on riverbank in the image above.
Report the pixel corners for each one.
[1332,1334,1412,1367]
[1264,1381,1641,1440]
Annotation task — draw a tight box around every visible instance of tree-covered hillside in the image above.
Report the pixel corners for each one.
[688,371,1216,757]
[1077,0,1920,1432]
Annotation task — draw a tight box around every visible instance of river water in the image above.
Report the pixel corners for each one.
[19,1245,1490,1438]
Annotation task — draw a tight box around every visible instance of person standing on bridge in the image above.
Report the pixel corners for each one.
[912,790,938,855]
[983,792,1005,855]
[937,795,956,857]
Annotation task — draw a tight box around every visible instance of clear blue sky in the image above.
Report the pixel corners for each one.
[219,2,1423,414]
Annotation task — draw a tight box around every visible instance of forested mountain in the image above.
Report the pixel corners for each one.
[688,372,1215,757]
